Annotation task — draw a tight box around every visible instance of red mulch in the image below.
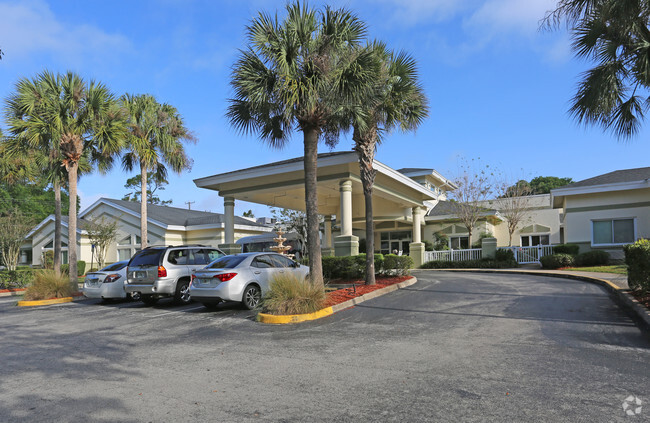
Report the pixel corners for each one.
[630,290,650,310]
[323,276,410,308]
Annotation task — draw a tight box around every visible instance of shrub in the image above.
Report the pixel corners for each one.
[22,270,73,300]
[383,254,413,276]
[423,240,434,251]
[625,239,650,293]
[575,250,609,267]
[420,259,516,269]
[553,244,580,255]
[354,253,385,275]
[42,250,54,269]
[77,261,86,276]
[494,249,517,266]
[262,273,325,315]
[0,268,35,289]
[322,256,361,281]
[540,253,575,269]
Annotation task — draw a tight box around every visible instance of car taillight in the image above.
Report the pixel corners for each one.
[214,273,237,282]
[158,266,167,277]
[104,274,121,283]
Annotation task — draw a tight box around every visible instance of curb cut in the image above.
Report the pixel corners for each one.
[257,276,417,324]
[418,269,650,330]
[17,297,74,307]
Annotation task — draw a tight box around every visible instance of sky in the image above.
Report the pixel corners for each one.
[1,0,649,218]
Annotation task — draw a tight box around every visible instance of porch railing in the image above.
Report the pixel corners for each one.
[424,248,482,262]
[498,245,555,264]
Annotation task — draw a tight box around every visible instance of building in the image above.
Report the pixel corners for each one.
[22,198,273,267]
[551,167,650,259]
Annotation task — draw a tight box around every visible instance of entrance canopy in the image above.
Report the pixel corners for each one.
[194,151,437,220]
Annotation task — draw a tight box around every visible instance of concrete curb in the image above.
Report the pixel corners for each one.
[257,276,418,325]
[17,297,74,307]
[418,269,650,330]
[0,288,27,297]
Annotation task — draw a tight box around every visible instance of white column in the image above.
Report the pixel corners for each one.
[412,206,422,243]
[224,196,235,244]
[324,215,332,248]
[339,180,353,237]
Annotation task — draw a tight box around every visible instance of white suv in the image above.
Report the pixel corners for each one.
[125,245,224,305]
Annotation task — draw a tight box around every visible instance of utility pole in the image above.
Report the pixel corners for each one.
[185,201,195,210]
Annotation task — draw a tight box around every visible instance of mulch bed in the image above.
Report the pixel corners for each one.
[630,290,650,311]
[323,276,411,308]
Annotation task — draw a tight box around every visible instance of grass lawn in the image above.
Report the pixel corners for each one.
[564,265,628,275]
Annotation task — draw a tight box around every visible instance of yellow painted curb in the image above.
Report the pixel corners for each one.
[17,297,74,307]
[257,306,334,324]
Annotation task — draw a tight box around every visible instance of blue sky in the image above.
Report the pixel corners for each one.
[1,0,649,217]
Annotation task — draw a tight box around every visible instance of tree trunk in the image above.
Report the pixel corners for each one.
[53,179,62,276]
[354,128,377,285]
[303,126,323,287]
[140,163,148,249]
[67,162,78,290]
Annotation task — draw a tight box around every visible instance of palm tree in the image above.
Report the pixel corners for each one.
[5,70,124,287]
[544,0,650,138]
[352,43,429,285]
[120,94,194,249]
[227,1,375,286]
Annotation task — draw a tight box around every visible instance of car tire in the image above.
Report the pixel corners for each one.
[242,284,262,310]
[141,295,158,305]
[174,279,192,305]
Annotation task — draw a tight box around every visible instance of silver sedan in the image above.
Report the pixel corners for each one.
[189,252,309,310]
[83,261,130,300]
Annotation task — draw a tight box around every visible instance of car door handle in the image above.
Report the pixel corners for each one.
[254,271,261,274]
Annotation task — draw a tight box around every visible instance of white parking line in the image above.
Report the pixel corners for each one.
[144,305,205,318]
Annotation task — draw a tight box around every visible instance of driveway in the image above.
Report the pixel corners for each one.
[0,272,648,422]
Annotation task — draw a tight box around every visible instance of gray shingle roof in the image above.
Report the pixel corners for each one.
[100,198,269,228]
[397,168,434,175]
[426,200,497,217]
[561,167,650,189]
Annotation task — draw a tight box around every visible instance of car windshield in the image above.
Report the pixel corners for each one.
[206,255,247,269]
[100,262,127,272]
[129,249,164,266]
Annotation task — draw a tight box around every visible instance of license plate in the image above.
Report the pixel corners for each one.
[135,271,146,279]
[87,278,99,286]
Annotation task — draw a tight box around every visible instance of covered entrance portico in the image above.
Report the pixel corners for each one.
[194,152,438,267]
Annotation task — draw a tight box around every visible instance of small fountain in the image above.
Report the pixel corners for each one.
[269,229,293,259]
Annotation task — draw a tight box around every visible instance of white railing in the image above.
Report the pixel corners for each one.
[498,245,555,264]
[425,248,482,262]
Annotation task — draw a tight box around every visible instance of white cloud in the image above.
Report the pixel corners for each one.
[377,0,472,24]
[0,0,132,65]
[465,0,557,38]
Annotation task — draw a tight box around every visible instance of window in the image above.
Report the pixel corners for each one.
[521,234,550,247]
[252,255,275,268]
[592,219,635,245]
[450,236,469,249]
[167,249,189,265]
[118,248,132,261]
[207,255,246,269]
[117,236,131,246]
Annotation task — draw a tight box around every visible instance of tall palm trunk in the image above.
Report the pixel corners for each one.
[303,125,323,287]
[53,179,62,276]
[354,128,377,285]
[67,162,78,290]
[140,162,148,249]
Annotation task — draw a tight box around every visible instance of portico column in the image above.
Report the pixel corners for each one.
[219,196,241,255]
[334,179,358,256]
[322,215,335,257]
[409,206,425,268]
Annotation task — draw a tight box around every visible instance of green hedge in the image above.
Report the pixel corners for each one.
[420,258,516,269]
[575,250,609,267]
[0,268,35,289]
[540,253,574,269]
[553,244,580,255]
[625,239,650,293]
[322,253,409,281]
[61,260,86,277]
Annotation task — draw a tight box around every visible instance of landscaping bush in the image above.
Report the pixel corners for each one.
[494,249,517,266]
[322,256,362,280]
[553,244,580,255]
[540,253,575,269]
[420,258,516,269]
[42,250,54,269]
[0,268,35,289]
[262,273,325,315]
[61,262,86,277]
[354,253,385,275]
[625,239,650,293]
[575,250,609,267]
[22,270,73,300]
[383,254,413,276]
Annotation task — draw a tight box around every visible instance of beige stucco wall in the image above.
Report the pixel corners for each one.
[562,188,650,257]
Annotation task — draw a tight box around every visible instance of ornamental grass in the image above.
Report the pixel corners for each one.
[23,270,73,301]
[262,273,325,315]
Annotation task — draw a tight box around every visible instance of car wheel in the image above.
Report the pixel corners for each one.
[242,284,261,310]
[130,292,141,301]
[174,280,192,305]
[141,295,158,305]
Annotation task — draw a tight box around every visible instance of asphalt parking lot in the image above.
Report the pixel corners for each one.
[1,271,648,422]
